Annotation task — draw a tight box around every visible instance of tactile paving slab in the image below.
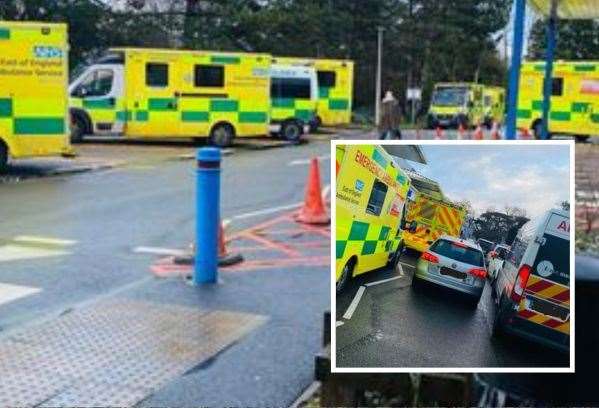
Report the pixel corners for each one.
[0,299,266,407]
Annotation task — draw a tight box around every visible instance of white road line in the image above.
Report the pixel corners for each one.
[288,155,330,166]
[13,236,76,246]
[364,275,403,287]
[397,263,405,277]
[230,202,303,221]
[399,261,415,269]
[0,283,41,306]
[336,321,344,327]
[343,285,366,320]
[133,246,186,256]
[322,184,331,200]
[0,245,71,262]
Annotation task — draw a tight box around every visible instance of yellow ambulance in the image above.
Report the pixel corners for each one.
[69,48,271,147]
[274,57,354,128]
[483,86,505,127]
[402,171,466,253]
[517,60,599,141]
[427,82,484,129]
[335,144,413,292]
[0,21,71,171]
[269,64,318,141]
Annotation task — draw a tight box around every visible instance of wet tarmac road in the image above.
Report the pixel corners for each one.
[335,250,569,369]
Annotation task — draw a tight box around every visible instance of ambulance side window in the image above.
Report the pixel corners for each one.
[195,65,224,87]
[552,78,563,96]
[366,180,387,216]
[146,63,168,87]
[317,71,336,88]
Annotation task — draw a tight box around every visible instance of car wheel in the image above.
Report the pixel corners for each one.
[209,123,235,148]
[0,143,8,173]
[281,120,302,143]
[336,260,354,294]
[411,275,422,291]
[469,295,481,308]
[70,115,86,143]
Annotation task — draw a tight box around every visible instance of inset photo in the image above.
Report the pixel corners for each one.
[332,141,574,372]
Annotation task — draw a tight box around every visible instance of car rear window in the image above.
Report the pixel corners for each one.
[431,239,484,266]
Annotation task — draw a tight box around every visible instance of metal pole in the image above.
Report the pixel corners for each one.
[541,0,558,140]
[505,0,526,139]
[194,147,221,285]
[375,26,384,127]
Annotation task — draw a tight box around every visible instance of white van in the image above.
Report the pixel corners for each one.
[492,208,570,352]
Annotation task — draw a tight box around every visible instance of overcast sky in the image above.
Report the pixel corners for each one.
[410,145,570,218]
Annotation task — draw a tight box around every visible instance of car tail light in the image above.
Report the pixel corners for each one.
[421,251,439,263]
[452,241,467,248]
[510,264,532,303]
[468,267,487,279]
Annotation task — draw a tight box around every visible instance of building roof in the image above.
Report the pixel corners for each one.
[528,0,599,19]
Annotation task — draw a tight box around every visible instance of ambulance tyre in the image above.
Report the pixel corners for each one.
[492,296,506,338]
[281,120,302,143]
[209,123,235,148]
[336,257,355,294]
[387,242,404,268]
[70,113,87,143]
[575,135,589,143]
[532,120,551,140]
[0,142,8,172]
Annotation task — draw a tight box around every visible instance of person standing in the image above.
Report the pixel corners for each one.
[378,90,402,140]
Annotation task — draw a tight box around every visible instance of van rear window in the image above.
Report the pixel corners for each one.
[431,240,484,266]
[532,233,569,286]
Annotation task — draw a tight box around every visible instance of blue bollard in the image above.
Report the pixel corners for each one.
[194,147,221,285]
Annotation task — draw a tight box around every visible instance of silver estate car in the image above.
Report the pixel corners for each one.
[413,235,487,305]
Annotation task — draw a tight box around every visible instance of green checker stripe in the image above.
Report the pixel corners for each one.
[116,110,131,121]
[396,174,407,185]
[239,111,267,123]
[517,109,531,119]
[318,87,330,98]
[182,111,209,122]
[211,55,240,65]
[372,148,387,169]
[571,102,590,113]
[14,117,64,135]
[329,99,349,110]
[592,114,599,123]
[272,98,295,108]
[378,226,390,241]
[0,98,12,117]
[575,64,596,72]
[148,98,176,111]
[295,109,313,121]
[336,240,347,259]
[135,111,149,121]
[348,221,369,241]
[361,240,378,255]
[532,100,543,111]
[0,28,9,40]
[550,111,570,121]
[534,64,545,71]
[210,99,238,112]
[83,99,114,109]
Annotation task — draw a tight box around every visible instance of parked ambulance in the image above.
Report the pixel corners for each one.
[517,60,599,141]
[482,86,505,127]
[427,82,484,129]
[401,170,466,253]
[492,208,570,352]
[0,21,72,171]
[69,48,271,147]
[274,57,354,129]
[269,64,318,141]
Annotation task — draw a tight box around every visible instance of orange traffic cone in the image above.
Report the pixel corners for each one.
[520,127,530,140]
[296,158,330,225]
[435,126,443,140]
[218,220,243,266]
[473,124,483,140]
[491,121,501,140]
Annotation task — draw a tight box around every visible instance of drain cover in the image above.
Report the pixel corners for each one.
[0,299,265,407]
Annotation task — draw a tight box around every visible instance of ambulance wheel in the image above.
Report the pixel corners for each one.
[70,115,86,143]
[336,259,355,294]
[0,143,8,172]
[492,297,505,338]
[209,123,235,148]
[281,121,302,143]
[575,135,590,143]
[532,120,551,140]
